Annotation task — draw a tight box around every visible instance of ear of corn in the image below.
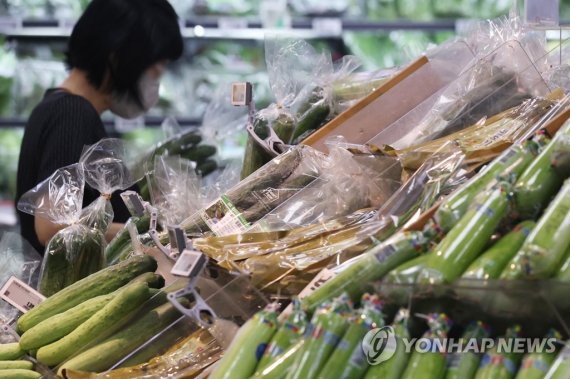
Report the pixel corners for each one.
[502,178,570,280]
[462,221,535,280]
[286,294,353,379]
[420,182,511,284]
[209,304,280,379]
[364,309,411,379]
[301,231,430,312]
[445,321,491,379]
[256,300,308,373]
[317,294,385,379]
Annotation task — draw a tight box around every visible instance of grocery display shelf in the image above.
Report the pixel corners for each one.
[0,116,202,128]
[0,17,458,40]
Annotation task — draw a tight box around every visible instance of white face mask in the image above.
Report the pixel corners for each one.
[110,72,160,119]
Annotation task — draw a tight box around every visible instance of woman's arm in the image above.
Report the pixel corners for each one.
[106,222,125,242]
[34,216,65,246]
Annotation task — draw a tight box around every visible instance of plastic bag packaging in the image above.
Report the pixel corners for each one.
[545,341,570,378]
[180,145,327,238]
[18,163,106,297]
[80,138,136,232]
[251,138,402,232]
[474,325,523,379]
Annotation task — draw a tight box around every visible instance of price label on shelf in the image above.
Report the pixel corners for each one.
[0,17,22,33]
[218,17,248,30]
[0,276,45,314]
[311,18,342,35]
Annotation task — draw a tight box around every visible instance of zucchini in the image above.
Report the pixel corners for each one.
[58,300,187,375]
[0,343,24,360]
[436,142,537,232]
[0,361,33,370]
[502,178,570,279]
[514,135,565,220]
[17,255,157,333]
[37,282,152,366]
[420,182,510,284]
[105,214,151,266]
[0,369,40,379]
[463,220,535,280]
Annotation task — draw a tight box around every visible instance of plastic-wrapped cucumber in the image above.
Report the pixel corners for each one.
[420,182,511,284]
[474,326,522,379]
[445,321,491,379]
[384,253,432,284]
[401,313,453,379]
[436,142,537,232]
[210,304,279,379]
[256,300,308,373]
[290,86,330,143]
[317,294,385,379]
[364,309,411,379]
[463,221,535,280]
[545,341,570,378]
[551,132,570,178]
[514,330,560,379]
[105,214,151,266]
[502,178,570,279]
[513,131,569,219]
[251,340,305,379]
[301,231,430,312]
[287,294,353,379]
[196,158,218,177]
[556,247,570,282]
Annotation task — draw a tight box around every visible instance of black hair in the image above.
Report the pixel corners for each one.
[66,0,183,105]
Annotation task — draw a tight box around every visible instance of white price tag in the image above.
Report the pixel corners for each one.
[280,269,336,318]
[311,18,342,35]
[171,250,207,277]
[114,115,145,133]
[218,17,248,30]
[0,17,22,33]
[0,277,45,314]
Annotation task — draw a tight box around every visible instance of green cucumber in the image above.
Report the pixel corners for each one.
[436,142,536,232]
[105,214,151,266]
[180,144,217,162]
[463,220,535,280]
[445,321,490,379]
[17,255,157,333]
[0,369,40,379]
[420,182,510,284]
[251,340,304,379]
[58,300,187,375]
[130,272,165,289]
[503,178,570,279]
[0,343,24,360]
[290,87,330,143]
[196,158,218,177]
[556,247,570,282]
[37,282,151,366]
[0,361,33,370]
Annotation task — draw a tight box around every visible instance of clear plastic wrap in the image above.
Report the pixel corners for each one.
[17,164,105,297]
[80,138,136,232]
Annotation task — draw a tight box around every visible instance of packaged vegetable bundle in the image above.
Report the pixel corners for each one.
[401,313,453,379]
[502,177,570,280]
[256,299,308,373]
[544,341,570,378]
[514,329,561,379]
[287,294,353,379]
[209,303,280,379]
[18,164,106,297]
[445,321,491,379]
[474,325,523,379]
[318,294,385,379]
[364,308,411,379]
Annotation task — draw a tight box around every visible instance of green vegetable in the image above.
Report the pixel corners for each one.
[251,340,304,379]
[551,133,570,178]
[364,309,411,379]
[180,144,217,163]
[474,326,522,379]
[17,255,157,333]
[0,369,41,379]
[37,282,151,366]
[384,253,432,284]
[105,214,151,266]
[257,300,308,373]
[445,321,491,379]
[196,158,218,177]
[39,225,105,297]
[401,313,452,379]
[301,231,430,312]
[556,246,570,282]
[290,86,330,143]
[463,221,535,280]
[502,178,570,279]
[546,342,570,378]
[514,330,560,379]
[420,182,511,284]
[58,300,187,375]
[317,294,384,379]
[287,294,352,379]
[0,361,33,370]
[513,133,566,219]
[0,343,24,360]
[436,142,536,232]
[210,304,280,379]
